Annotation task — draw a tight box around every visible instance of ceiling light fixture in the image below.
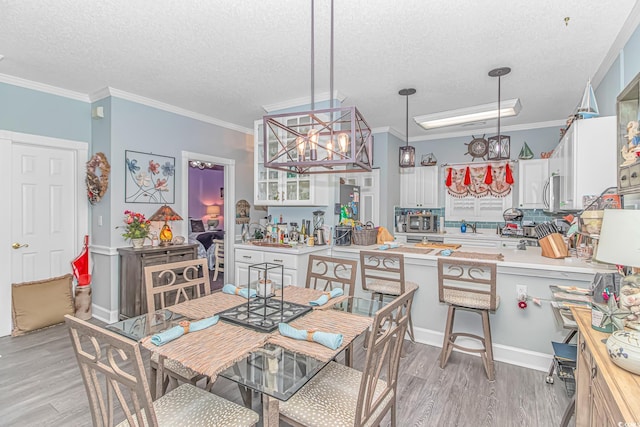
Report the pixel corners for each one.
[487,67,512,161]
[414,98,521,130]
[399,88,416,168]
[263,0,373,174]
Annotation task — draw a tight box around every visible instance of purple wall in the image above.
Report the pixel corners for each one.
[188,167,225,229]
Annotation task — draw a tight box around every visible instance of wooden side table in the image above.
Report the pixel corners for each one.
[117,244,198,319]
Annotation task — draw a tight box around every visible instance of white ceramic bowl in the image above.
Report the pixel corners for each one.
[606,330,640,375]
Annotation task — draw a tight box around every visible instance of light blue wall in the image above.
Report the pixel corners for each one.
[0,82,90,142]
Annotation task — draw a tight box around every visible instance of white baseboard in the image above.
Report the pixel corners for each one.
[92,304,119,324]
[413,326,552,372]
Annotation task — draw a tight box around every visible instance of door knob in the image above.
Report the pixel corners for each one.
[12,242,29,249]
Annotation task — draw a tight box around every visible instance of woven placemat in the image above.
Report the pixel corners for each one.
[385,246,433,255]
[266,309,372,362]
[141,322,269,381]
[169,292,246,319]
[276,286,350,310]
[437,250,504,261]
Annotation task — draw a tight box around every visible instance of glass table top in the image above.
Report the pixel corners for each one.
[218,343,326,401]
[107,309,186,341]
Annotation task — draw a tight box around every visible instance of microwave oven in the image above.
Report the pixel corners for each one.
[406,213,438,233]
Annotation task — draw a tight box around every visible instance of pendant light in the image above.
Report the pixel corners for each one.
[262,0,373,174]
[487,67,511,161]
[399,88,416,168]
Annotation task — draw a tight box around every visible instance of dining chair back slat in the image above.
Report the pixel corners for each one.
[213,239,224,281]
[305,255,357,297]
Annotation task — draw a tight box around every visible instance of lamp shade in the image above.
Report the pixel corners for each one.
[594,209,640,268]
[149,205,183,222]
[206,205,221,217]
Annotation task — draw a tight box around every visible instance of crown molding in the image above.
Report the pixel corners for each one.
[0,73,90,102]
[592,1,640,88]
[262,90,347,113]
[405,119,566,142]
[89,87,253,135]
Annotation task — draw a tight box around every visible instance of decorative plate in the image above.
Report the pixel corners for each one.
[465,135,488,161]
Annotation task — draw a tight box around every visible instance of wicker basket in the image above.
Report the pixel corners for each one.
[352,223,378,246]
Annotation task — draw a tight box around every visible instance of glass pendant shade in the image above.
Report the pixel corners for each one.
[488,134,510,160]
[399,145,415,168]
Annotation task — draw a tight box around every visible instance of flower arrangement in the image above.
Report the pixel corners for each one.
[119,210,151,241]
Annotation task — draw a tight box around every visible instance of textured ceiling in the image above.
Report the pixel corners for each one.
[0,0,637,139]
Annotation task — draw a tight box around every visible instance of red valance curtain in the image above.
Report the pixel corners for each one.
[446,161,514,198]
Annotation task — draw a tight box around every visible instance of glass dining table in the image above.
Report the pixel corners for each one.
[107,293,386,427]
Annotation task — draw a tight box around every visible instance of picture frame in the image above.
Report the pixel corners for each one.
[125,150,175,203]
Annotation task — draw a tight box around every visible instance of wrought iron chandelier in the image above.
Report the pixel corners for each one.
[487,67,511,161]
[263,0,373,174]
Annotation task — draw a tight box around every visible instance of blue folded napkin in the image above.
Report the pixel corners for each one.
[309,288,344,306]
[222,283,257,298]
[278,323,343,350]
[150,315,219,346]
[440,249,452,256]
[378,244,389,250]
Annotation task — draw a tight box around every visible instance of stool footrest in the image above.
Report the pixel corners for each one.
[448,332,487,354]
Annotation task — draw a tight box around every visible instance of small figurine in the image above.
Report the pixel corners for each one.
[621,120,640,166]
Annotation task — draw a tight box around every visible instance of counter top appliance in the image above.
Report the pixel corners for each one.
[406,212,438,233]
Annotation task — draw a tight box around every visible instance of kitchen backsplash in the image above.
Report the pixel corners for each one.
[394,207,555,230]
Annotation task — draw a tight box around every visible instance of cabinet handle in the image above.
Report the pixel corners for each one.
[580,341,585,352]
[282,191,285,201]
[243,255,252,259]
[621,175,628,181]
[273,259,283,263]
[632,172,638,178]
[591,366,597,379]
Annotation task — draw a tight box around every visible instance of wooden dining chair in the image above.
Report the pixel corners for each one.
[359,251,417,342]
[213,239,224,281]
[64,314,259,427]
[305,254,357,298]
[279,287,416,427]
[144,258,211,397]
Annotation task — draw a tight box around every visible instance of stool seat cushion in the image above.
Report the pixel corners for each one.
[280,361,392,427]
[443,289,500,310]
[368,280,418,296]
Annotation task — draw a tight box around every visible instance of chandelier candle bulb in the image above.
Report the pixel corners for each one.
[308,129,318,160]
[326,140,333,160]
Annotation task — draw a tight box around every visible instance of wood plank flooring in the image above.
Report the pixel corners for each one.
[0,322,573,426]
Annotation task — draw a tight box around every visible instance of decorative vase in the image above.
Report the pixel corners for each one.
[606,330,640,375]
[131,238,145,249]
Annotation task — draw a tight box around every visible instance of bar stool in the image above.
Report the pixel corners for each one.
[359,251,417,342]
[437,258,499,380]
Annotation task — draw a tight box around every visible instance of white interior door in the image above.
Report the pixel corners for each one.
[11,144,76,281]
[1,132,87,337]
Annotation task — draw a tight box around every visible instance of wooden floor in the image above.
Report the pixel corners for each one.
[0,322,573,426]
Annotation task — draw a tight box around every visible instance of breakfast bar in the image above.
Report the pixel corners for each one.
[327,243,614,371]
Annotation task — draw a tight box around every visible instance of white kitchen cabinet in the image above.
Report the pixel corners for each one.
[254,119,329,206]
[343,169,380,225]
[399,166,439,208]
[517,159,549,209]
[548,116,616,210]
[234,245,327,288]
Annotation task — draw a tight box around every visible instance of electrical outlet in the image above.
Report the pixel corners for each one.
[516,284,528,300]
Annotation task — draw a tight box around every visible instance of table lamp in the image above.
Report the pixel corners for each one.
[206,205,221,230]
[149,205,183,246]
[594,209,640,329]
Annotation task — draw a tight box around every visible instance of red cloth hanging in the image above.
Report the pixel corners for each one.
[464,166,471,186]
[445,167,452,187]
[505,163,514,184]
[484,165,493,185]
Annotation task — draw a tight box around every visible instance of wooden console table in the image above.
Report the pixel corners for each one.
[571,307,640,426]
[118,244,198,319]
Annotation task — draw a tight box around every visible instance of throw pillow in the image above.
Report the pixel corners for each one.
[190,219,206,233]
[11,274,75,336]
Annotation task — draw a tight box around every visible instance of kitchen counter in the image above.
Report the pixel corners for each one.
[325,243,614,371]
[234,242,329,255]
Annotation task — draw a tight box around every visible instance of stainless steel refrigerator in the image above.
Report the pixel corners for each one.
[339,184,360,222]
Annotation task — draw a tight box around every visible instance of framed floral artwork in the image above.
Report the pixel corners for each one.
[125,150,175,203]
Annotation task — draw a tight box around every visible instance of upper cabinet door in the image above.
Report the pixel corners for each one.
[518,159,549,209]
[399,167,439,208]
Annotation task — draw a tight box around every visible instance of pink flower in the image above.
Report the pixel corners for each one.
[148,160,160,174]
